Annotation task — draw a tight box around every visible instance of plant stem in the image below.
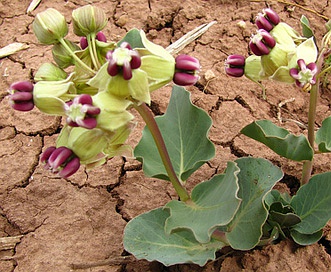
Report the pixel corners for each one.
[300,50,326,184]
[301,83,318,184]
[59,38,96,75]
[88,33,101,69]
[134,103,190,202]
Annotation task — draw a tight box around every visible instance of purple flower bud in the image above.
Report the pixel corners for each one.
[225,54,245,77]
[173,73,199,86]
[41,146,80,178]
[80,32,107,50]
[256,8,280,31]
[80,37,88,49]
[66,94,100,129]
[289,59,317,89]
[173,55,200,86]
[96,31,107,42]
[8,81,35,111]
[59,156,80,178]
[40,146,57,164]
[106,42,141,80]
[249,29,276,56]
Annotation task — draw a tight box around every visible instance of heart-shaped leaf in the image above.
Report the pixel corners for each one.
[315,116,331,152]
[134,86,215,182]
[290,171,331,234]
[241,120,313,161]
[123,207,225,266]
[225,157,283,250]
[164,161,241,243]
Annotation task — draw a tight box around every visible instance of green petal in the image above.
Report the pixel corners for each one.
[93,91,132,113]
[87,62,110,92]
[140,55,175,82]
[139,30,174,61]
[67,127,108,162]
[128,69,150,104]
[269,66,295,83]
[97,110,134,131]
[33,95,66,115]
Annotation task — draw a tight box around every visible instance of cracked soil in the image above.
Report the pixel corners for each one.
[0,0,331,271]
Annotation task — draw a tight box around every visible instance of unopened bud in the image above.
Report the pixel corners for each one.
[32,8,68,44]
[225,54,245,77]
[72,5,107,36]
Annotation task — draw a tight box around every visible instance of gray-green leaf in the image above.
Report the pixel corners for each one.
[164,161,241,243]
[291,171,331,234]
[225,157,283,250]
[241,120,313,161]
[123,208,225,266]
[134,86,215,182]
[315,116,331,152]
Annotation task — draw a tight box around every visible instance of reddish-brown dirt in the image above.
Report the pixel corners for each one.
[1,0,331,271]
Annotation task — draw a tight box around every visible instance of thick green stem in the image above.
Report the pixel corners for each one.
[59,38,96,75]
[134,103,190,201]
[301,84,318,184]
[301,49,325,184]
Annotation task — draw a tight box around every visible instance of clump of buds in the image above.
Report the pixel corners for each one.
[8,81,35,111]
[290,59,317,90]
[249,29,276,56]
[173,55,200,86]
[255,8,280,31]
[106,42,141,80]
[80,31,107,49]
[225,54,245,77]
[41,146,81,178]
[65,94,101,129]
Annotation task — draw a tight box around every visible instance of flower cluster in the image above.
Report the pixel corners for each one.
[8,5,200,178]
[225,7,318,92]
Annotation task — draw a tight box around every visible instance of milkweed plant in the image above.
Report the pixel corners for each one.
[8,5,331,266]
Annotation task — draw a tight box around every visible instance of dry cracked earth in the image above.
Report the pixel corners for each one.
[0,0,331,271]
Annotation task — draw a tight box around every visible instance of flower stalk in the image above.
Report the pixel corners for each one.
[134,103,190,201]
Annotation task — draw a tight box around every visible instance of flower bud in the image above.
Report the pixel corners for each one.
[65,94,101,129]
[249,29,276,56]
[256,8,280,31]
[80,31,107,49]
[52,39,80,69]
[34,63,68,82]
[41,146,80,178]
[225,54,245,77]
[32,8,68,44]
[8,81,34,111]
[173,54,200,86]
[289,59,317,89]
[72,5,107,37]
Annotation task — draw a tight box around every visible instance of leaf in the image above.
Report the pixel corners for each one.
[290,171,331,234]
[315,116,331,152]
[300,15,314,38]
[164,161,241,243]
[134,86,215,182]
[123,208,225,266]
[225,157,283,250]
[118,28,144,49]
[241,120,313,161]
[290,229,323,246]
